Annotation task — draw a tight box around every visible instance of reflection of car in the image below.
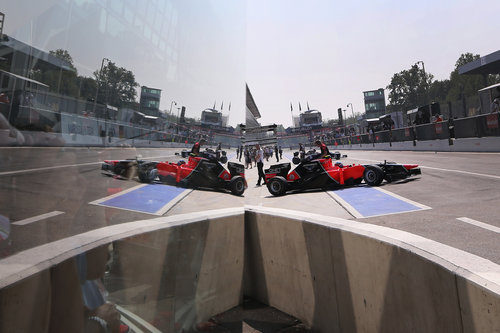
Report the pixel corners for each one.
[265,157,421,196]
[292,149,346,164]
[138,155,246,196]
[101,158,147,179]
[178,148,228,164]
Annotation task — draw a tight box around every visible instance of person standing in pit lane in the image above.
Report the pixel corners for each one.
[191,138,206,156]
[315,139,330,159]
[255,144,265,186]
[275,145,279,162]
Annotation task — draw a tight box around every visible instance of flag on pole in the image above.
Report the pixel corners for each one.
[299,102,302,111]
[290,102,293,112]
[228,102,231,111]
[221,101,224,110]
[307,102,310,110]
[213,101,216,109]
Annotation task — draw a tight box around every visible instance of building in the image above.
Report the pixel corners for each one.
[139,86,161,117]
[363,88,386,119]
[244,84,277,145]
[245,84,261,127]
[201,108,223,126]
[299,109,322,128]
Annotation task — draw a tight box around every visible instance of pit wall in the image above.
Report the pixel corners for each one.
[244,206,500,333]
[0,208,245,333]
[1,207,499,332]
[332,136,500,152]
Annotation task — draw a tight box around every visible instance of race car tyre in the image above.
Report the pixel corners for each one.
[138,165,157,183]
[229,176,245,196]
[267,176,287,196]
[363,165,384,186]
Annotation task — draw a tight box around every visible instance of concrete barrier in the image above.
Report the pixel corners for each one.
[1,206,499,332]
[244,206,500,332]
[0,208,244,332]
[334,136,500,152]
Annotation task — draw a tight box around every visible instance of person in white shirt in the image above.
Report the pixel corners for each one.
[255,144,265,186]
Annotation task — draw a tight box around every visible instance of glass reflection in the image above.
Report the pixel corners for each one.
[1,0,245,330]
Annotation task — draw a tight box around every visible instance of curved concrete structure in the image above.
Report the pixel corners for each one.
[1,207,499,332]
[244,206,500,332]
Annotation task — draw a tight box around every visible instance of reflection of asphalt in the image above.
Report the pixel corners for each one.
[1,147,500,265]
[0,147,243,258]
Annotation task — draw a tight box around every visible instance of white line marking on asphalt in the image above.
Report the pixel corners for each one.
[373,187,431,210]
[420,166,500,180]
[88,184,148,205]
[326,187,431,219]
[119,317,144,333]
[0,155,176,177]
[456,217,500,234]
[116,305,162,333]
[326,191,364,218]
[89,184,193,216]
[155,188,193,215]
[348,157,500,180]
[12,211,65,226]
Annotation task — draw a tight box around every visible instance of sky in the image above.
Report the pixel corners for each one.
[2,0,246,126]
[2,0,500,127]
[246,0,500,127]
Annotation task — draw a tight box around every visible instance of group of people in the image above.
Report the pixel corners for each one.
[237,145,283,169]
[191,138,330,187]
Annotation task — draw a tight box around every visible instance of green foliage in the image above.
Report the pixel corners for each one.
[386,53,500,113]
[75,76,97,101]
[49,49,76,70]
[446,53,485,101]
[387,64,433,112]
[94,61,139,108]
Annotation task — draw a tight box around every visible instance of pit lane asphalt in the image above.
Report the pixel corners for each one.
[1,147,499,265]
[0,147,243,258]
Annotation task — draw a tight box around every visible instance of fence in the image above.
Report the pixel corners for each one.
[324,112,499,147]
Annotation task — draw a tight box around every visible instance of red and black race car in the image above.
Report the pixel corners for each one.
[136,152,246,196]
[101,158,148,179]
[264,155,420,196]
[100,148,230,179]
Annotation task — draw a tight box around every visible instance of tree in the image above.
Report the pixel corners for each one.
[49,49,76,71]
[94,61,139,107]
[386,64,433,112]
[446,53,485,102]
[75,76,97,101]
[37,49,79,96]
[428,79,450,102]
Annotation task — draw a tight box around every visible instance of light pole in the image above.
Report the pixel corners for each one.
[342,109,347,135]
[347,103,355,134]
[415,60,428,105]
[169,101,177,123]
